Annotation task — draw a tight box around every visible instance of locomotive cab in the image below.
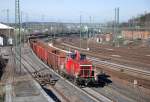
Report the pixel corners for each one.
[77,63,95,86]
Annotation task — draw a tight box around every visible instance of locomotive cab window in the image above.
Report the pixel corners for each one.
[80,65,92,78]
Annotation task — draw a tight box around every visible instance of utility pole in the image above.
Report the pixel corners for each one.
[21,11,25,46]
[92,17,95,38]
[6,9,9,24]
[54,22,56,39]
[86,16,91,51]
[89,16,92,38]
[114,8,119,47]
[25,13,29,44]
[80,15,82,51]
[15,0,21,74]
[41,14,45,33]
[117,8,120,47]
[114,8,117,46]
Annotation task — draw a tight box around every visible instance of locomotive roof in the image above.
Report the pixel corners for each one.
[70,59,92,65]
[80,60,92,65]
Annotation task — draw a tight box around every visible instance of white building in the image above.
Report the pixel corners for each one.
[0,23,14,45]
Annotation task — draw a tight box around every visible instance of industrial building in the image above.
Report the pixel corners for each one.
[122,30,150,40]
[96,33,113,43]
[0,23,14,45]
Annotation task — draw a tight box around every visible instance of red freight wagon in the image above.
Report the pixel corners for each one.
[38,43,45,59]
[43,48,48,64]
[38,45,41,57]
[47,48,66,71]
[47,52,59,70]
[41,47,45,61]
[36,45,41,58]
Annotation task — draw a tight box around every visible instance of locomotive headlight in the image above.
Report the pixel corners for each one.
[94,74,98,81]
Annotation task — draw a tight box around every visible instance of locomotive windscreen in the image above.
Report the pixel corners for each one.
[80,54,86,60]
[70,53,76,59]
[79,65,93,78]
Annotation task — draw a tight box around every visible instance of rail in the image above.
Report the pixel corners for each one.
[29,46,113,102]
[62,43,150,77]
[88,57,150,77]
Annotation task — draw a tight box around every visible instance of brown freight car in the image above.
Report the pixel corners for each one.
[30,39,67,72]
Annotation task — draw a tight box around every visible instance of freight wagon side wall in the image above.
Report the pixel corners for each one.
[59,57,66,71]
[43,49,48,63]
[47,52,59,70]
[30,40,45,62]
[41,47,45,61]
[38,46,42,59]
[36,45,41,58]
[30,39,69,76]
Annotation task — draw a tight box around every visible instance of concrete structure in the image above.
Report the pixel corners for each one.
[0,23,14,45]
[122,30,150,40]
[96,33,113,43]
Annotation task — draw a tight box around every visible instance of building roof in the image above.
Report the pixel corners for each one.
[0,23,14,29]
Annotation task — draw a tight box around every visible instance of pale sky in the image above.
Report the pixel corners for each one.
[0,0,150,23]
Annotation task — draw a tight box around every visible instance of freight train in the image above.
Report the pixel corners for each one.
[29,39,100,86]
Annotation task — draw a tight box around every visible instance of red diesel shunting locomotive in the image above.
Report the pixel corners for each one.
[30,39,96,86]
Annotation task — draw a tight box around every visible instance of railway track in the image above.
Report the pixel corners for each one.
[60,43,150,78]
[1,47,15,102]
[14,49,68,102]
[61,40,150,69]
[40,38,150,102]
[29,47,113,102]
[89,57,150,77]
[14,46,113,102]
[63,37,150,57]
[2,48,16,85]
[54,42,150,90]
[14,48,58,84]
